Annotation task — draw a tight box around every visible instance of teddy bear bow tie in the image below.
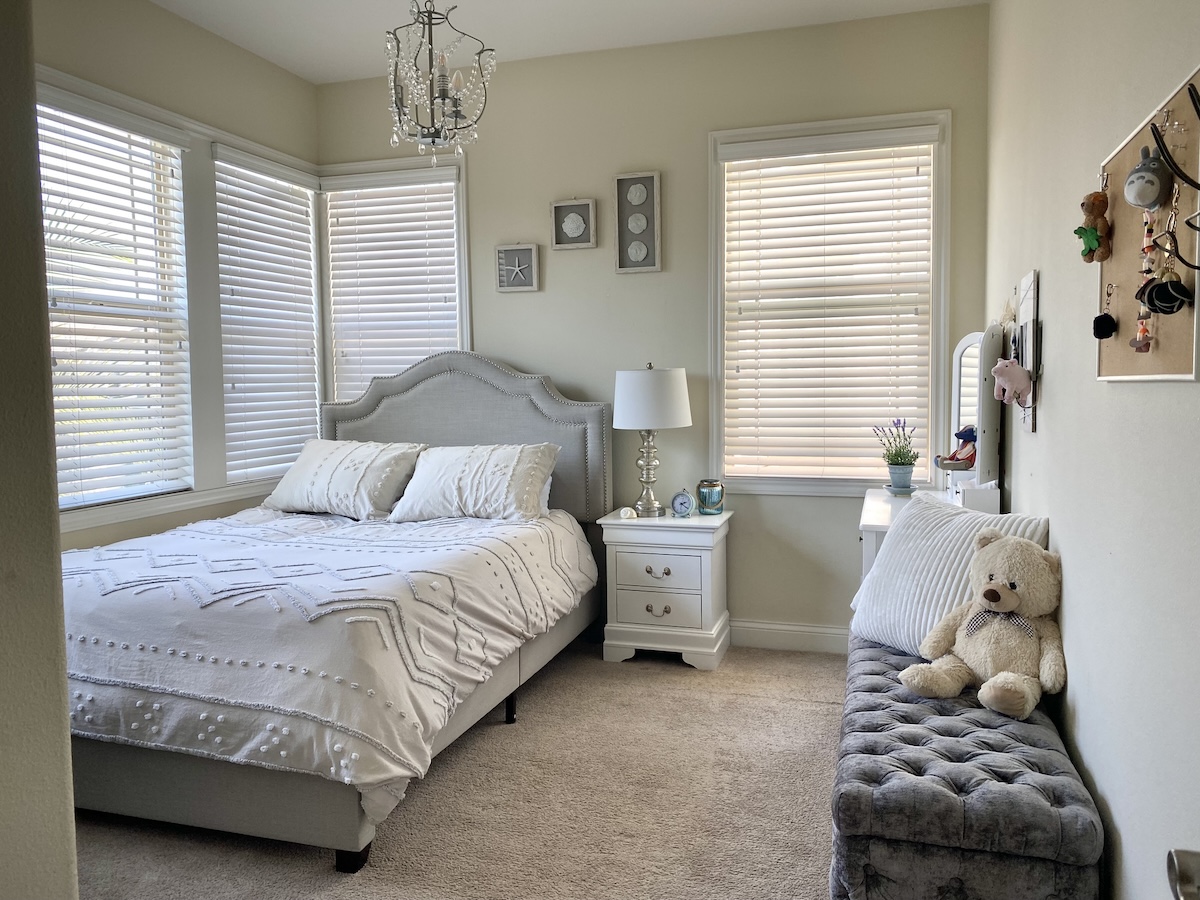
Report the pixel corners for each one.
[965,609,1036,639]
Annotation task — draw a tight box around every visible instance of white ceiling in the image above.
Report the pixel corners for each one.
[149,0,984,85]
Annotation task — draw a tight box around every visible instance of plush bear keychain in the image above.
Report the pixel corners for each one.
[1075,191,1112,263]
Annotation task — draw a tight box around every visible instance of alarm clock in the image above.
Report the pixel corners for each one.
[670,487,696,517]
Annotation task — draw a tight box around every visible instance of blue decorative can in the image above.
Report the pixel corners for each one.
[697,479,724,515]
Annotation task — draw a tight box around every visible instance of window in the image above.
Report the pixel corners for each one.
[37,103,190,510]
[215,147,320,483]
[712,113,948,494]
[37,77,470,522]
[323,170,464,402]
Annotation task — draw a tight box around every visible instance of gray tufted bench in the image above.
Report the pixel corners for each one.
[831,636,1103,900]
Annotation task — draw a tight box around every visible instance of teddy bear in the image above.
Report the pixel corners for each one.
[1074,191,1112,263]
[898,528,1065,721]
[991,357,1033,407]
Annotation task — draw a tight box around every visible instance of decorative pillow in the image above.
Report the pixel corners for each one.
[388,443,560,522]
[263,439,427,521]
[850,493,1050,656]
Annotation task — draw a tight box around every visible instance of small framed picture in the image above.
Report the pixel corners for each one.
[614,171,660,273]
[551,199,596,250]
[496,243,539,292]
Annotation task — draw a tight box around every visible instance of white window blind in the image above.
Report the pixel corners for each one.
[719,130,939,484]
[37,104,191,510]
[215,152,319,482]
[325,176,460,401]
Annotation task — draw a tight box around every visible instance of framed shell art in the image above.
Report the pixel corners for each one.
[495,244,539,292]
[551,199,596,250]
[614,171,661,273]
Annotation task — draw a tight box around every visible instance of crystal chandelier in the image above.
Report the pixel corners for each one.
[385,1,495,162]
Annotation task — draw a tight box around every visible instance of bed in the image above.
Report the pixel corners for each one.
[66,351,612,872]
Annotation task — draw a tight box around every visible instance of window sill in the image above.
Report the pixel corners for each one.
[59,480,276,534]
[720,475,933,499]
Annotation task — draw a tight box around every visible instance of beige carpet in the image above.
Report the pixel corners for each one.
[75,641,846,900]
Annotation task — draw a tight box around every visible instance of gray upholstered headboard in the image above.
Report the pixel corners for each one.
[319,351,612,524]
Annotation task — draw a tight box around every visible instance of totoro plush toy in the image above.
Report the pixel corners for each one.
[1124,145,1174,211]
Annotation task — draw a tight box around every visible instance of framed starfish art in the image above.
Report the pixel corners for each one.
[496,243,539,292]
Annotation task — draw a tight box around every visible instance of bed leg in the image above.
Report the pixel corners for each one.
[335,842,372,873]
[505,692,517,724]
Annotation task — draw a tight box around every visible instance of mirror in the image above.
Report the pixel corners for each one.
[946,323,1002,488]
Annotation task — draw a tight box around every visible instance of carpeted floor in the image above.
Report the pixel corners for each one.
[75,641,846,900]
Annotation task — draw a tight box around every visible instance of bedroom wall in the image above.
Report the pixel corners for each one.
[31,0,318,161]
[318,5,992,644]
[987,3,1200,897]
[0,2,79,897]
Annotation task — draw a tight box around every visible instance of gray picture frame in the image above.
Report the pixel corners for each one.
[496,243,539,292]
[614,171,660,273]
[551,199,596,250]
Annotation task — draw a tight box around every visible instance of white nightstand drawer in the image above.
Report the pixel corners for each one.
[614,551,702,591]
[615,589,703,629]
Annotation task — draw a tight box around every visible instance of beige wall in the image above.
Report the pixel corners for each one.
[320,6,991,635]
[32,0,318,162]
[988,2,1200,897]
[0,2,79,897]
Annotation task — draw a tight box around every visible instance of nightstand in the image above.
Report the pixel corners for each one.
[597,510,733,670]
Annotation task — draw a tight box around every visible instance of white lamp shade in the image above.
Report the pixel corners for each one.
[613,366,692,430]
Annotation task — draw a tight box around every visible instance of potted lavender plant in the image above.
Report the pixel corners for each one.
[874,419,919,492]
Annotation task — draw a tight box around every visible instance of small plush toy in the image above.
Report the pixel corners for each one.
[898,528,1065,720]
[1124,145,1174,211]
[991,358,1033,407]
[935,424,976,470]
[1074,191,1112,263]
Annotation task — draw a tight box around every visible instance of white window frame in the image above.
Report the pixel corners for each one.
[38,68,471,533]
[708,111,950,498]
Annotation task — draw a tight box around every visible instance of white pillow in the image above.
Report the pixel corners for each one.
[388,443,560,522]
[264,439,427,521]
[850,493,1050,656]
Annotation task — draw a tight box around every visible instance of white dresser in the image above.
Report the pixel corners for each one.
[597,510,732,670]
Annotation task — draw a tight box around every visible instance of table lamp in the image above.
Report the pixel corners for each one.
[613,364,691,516]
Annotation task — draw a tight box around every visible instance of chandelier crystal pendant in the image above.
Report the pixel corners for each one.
[385,0,495,163]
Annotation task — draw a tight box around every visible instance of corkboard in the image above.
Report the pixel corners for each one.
[1098,69,1200,381]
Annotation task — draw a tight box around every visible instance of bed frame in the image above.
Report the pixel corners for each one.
[70,352,612,872]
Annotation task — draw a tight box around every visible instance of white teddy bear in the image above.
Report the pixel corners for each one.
[898,528,1065,721]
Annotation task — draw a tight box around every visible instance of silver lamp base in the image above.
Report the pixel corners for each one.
[633,429,666,517]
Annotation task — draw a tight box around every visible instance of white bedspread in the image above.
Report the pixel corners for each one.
[63,507,596,822]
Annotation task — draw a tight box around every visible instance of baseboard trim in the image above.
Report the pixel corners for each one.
[729,618,849,655]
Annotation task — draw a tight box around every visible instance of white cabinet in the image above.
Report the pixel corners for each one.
[598,510,732,670]
[859,489,914,578]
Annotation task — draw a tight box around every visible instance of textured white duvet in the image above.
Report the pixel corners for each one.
[63,507,597,822]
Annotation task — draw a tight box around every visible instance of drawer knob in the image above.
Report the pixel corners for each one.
[645,603,672,617]
[644,565,671,579]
